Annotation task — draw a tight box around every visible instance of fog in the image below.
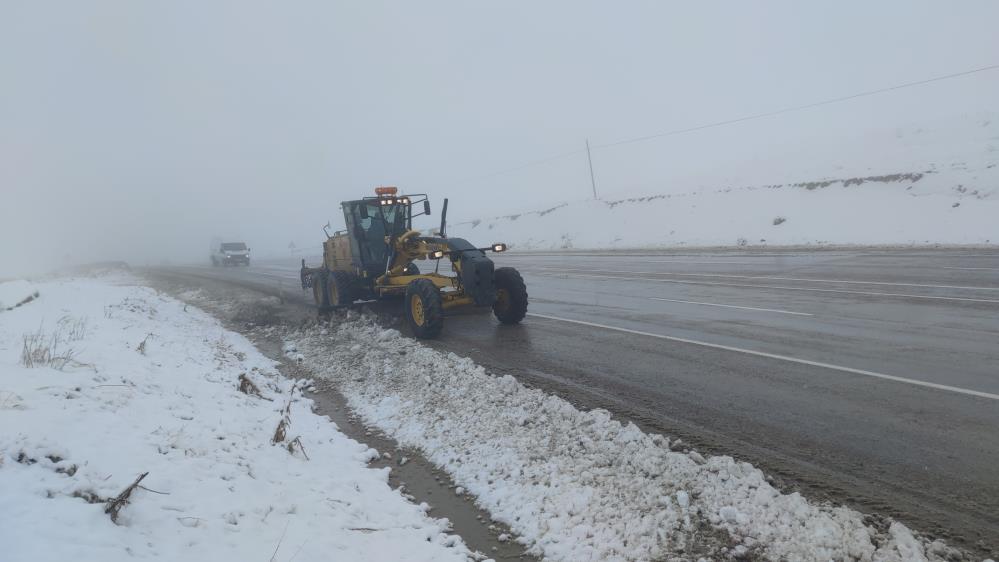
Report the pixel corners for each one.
[2,1,998,277]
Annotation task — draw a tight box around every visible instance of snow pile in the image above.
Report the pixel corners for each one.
[0,280,38,311]
[0,277,473,562]
[450,114,999,249]
[293,317,966,562]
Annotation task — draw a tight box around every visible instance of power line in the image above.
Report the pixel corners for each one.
[450,148,584,185]
[448,63,999,185]
[593,63,999,149]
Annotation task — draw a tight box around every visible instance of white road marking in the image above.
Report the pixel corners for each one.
[507,257,772,265]
[534,266,999,292]
[509,256,999,273]
[526,313,999,401]
[639,260,764,265]
[526,270,999,304]
[649,297,813,316]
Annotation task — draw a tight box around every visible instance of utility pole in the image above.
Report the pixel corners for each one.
[585,139,598,199]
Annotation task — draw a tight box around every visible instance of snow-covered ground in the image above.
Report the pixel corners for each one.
[0,276,473,562]
[450,113,999,249]
[0,280,38,311]
[289,316,978,562]
[3,274,992,561]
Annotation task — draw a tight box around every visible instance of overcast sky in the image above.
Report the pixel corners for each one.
[2,1,998,276]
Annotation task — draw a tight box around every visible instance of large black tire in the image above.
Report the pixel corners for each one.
[405,279,444,339]
[493,267,528,324]
[326,271,355,308]
[312,272,330,311]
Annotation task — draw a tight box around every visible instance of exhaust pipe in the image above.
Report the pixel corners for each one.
[439,198,449,238]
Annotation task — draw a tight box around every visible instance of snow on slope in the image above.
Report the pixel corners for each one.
[289,318,970,562]
[451,113,999,249]
[0,276,472,562]
[0,280,38,311]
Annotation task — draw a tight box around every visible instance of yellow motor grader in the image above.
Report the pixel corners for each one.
[300,187,528,338]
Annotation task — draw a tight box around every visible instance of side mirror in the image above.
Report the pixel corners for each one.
[246,248,251,252]
[359,205,369,219]
[423,200,431,216]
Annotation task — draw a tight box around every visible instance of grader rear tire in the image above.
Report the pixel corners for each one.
[405,279,444,339]
[327,271,355,308]
[493,267,528,324]
[312,273,330,311]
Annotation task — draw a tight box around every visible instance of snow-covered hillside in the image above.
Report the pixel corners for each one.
[450,113,999,249]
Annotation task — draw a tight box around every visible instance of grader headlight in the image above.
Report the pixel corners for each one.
[430,250,445,260]
[491,243,507,252]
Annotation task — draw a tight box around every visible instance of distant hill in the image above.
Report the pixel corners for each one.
[450,113,999,248]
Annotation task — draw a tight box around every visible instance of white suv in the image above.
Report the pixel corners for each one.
[211,242,250,266]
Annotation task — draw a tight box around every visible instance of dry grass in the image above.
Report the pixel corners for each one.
[20,330,79,370]
[287,436,309,460]
[104,472,149,524]
[136,333,153,355]
[57,315,88,341]
[272,413,289,444]
[238,373,264,398]
[19,318,93,371]
[271,384,308,461]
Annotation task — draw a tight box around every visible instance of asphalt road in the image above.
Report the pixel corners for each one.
[154,248,999,556]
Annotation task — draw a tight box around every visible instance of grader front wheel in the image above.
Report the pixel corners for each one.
[493,267,528,324]
[405,279,444,339]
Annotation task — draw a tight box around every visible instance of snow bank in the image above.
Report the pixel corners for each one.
[0,277,473,562]
[0,280,38,311]
[450,115,999,249]
[451,170,999,250]
[292,317,966,562]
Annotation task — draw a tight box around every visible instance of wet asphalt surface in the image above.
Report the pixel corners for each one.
[154,248,999,557]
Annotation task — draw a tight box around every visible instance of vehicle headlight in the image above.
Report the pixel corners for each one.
[491,243,507,252]
[430,250,445,259]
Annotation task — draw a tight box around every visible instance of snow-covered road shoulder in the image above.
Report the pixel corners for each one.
[291,317,972,562]
[0,276,472,562]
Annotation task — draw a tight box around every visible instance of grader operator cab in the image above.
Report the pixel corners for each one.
[300,186,528,338]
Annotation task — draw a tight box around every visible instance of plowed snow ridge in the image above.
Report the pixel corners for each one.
[292,317,972,562]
